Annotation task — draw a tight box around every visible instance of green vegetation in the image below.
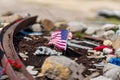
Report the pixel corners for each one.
[74,32,85,39]
[88,17,120,24]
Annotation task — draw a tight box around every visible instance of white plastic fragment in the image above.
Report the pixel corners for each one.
[19,52,28,60]
[26,66,38,76]
[23,36,32,41]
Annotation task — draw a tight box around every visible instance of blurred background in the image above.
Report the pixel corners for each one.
[0,0,120,26]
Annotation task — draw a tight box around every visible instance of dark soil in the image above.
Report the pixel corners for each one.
[13,32,103,80]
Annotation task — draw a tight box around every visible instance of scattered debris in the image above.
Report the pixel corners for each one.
[23,36,32,41]
[26,66,38,76]
[93,61,107,67]
[36,73,44,77]
[33,46,62,56]
[20,30,43,36]
[19,52,29,60]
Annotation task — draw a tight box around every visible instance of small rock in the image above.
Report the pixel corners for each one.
[40,19,55,31]
[67,21,87,32]
[101,24,117,31]
[103,40,112,46]
[98,9,120,19]
[102,30,115,39]
[2,11,14,16]
[95,29,105,36]
[103,63,120,80]
[115,48,120,58]
[112,36,120,50]
[28,24,42,32]
[98,9,113,18]
[54,22,68,30]
[41,56,85,80]
[85,27,99,35]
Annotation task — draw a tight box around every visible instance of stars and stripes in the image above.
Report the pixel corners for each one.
[48,30,69,51]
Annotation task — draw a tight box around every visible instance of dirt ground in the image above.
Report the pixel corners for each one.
[0,0,120,21]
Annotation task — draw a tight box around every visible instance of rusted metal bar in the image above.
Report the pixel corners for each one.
[0,16,37,80]
[1,53,19,80]
[0,20,25,80]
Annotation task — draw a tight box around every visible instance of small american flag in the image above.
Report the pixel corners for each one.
[48,30,69,51]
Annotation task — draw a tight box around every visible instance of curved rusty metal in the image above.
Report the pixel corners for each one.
[0,16,37,80]
[0,20,26,80]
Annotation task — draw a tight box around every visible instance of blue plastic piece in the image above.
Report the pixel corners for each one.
[109,58,120,66]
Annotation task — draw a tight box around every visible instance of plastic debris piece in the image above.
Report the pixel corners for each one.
[26,66,38,76]
[20,30,43,36]
[23,36,32,41]
[88,68,97,71]
[109,58,120,66]
[93,61,107,67]
[19,53,28,60]
[33,46,62,56]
